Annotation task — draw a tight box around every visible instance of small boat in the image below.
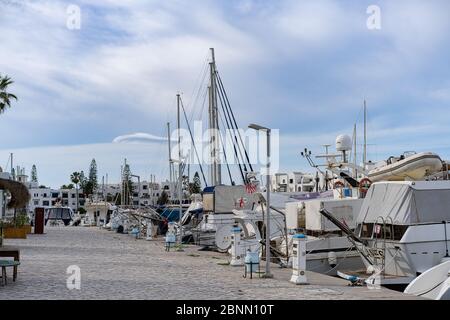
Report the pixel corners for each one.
[45,206,75,226]
[404,259,450,300]
[368,152,442,182]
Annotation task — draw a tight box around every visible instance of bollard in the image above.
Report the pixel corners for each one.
[230,227,244,266]
[244,250,260,279]
[290,233,309,285]
[130,227,140,239]
[165,222,176,251]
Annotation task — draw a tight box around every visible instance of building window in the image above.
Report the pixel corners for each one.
[34,200,39,205]
[143,185,148,190]
[290,179,294,184]
[43,201,49,206]
[71,194,76,198]
[51,192,59,198]
[62,193,68,199]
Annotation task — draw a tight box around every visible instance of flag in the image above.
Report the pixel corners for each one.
[246,183,257,194]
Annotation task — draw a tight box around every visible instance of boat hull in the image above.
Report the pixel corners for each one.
[368,152,442,182]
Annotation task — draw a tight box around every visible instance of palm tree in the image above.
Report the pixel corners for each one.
[70,172,81,213]
[0,75,17,114]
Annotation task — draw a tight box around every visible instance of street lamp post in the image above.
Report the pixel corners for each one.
[248,123,273,278]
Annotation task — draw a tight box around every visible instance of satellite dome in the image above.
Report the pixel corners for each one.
[336,134,352,152]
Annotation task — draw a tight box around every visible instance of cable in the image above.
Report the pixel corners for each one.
[180,97,208,187]
[215,75,248,183]
[216,83,245,184]
[216,71,254,173]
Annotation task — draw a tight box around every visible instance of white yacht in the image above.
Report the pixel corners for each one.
[349,181,450,287]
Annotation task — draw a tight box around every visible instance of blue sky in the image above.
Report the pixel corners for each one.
[1,0,450,188]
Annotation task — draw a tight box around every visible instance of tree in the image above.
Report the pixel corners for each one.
[88,159,98,195]
[83,180,94,197]
[31,165,38,183]
[70,172,81,213]
[0,75,17,114]
[157,190,169,205]
[79,171,87,191]
[121,163,134,205]
[189,172,202,194]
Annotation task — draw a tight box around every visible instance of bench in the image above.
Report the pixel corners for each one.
[0,246,20,281]
[0,260,20,286]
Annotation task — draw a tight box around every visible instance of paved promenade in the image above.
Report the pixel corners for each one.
[0,227,419,300]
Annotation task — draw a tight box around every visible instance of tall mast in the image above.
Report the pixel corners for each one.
[10,153,14,180]
[209,47,221,186]
[167,122,173,187]
[208,85,214,185]
[353,124,357,178]
[177,93,183,242]
[363,100,367,169]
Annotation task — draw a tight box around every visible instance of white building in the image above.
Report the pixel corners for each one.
[271,172,316,193]
[27,183,87,214]
[1,163,192,215]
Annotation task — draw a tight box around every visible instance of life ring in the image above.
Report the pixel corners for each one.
[333,181,345,189]
[359,178,372,194]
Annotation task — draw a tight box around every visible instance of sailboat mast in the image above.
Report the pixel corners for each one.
[363,100,367,169]
[208,85,214,185]
[167,122,173,188]
[353,124,357,178]
[177,93,183,241]
[209,47,221,186]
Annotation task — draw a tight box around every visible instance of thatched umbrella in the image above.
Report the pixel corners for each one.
[0,178,31,209]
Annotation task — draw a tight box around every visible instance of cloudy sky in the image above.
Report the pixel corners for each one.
[1,0,450,188]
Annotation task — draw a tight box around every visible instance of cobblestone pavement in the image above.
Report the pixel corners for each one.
[0,227,419,300]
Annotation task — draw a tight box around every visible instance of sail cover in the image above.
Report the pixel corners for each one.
[356,181,450,225]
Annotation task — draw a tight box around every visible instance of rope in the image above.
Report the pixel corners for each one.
[215,75,249,177]
[180,97,208,187]
[217,112,235,185]
[216,83,245,184]
[216,71,254,173]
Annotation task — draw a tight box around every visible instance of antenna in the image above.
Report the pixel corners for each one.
[322,144,331,155]
[363,100,367,169]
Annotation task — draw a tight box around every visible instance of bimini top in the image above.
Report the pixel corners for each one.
[356,181,450,225]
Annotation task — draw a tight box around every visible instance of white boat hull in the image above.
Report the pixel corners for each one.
[404,259,450,300]
[368,152,442,182]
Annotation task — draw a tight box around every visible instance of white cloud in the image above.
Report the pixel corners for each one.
[1,0,450,182]
[113,132,173,144]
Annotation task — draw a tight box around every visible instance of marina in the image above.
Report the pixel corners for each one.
[0,227,418,300]
[1,1,450,306]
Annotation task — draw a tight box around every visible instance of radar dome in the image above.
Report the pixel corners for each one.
[336,134,352,152]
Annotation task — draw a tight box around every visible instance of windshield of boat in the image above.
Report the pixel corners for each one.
[46,207,73,220]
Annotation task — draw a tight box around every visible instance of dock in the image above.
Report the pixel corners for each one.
[0,227,421,300]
